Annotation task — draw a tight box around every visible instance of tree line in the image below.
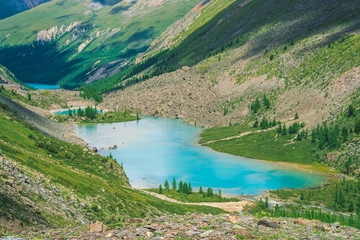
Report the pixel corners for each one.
[159,178,221,199]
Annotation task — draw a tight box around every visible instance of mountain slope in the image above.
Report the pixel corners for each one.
[0,0,52,19]
[0,95,223,232]
[0,0,201,88]
[100,0,360,127]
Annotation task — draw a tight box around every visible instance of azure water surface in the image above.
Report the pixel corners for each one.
[25,83,61,90]
[76,117,324,195]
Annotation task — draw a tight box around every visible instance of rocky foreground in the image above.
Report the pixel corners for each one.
[2,213,359,240]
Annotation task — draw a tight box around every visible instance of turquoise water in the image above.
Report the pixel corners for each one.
[25,83,61,90]
[54,109,104,115]
[76,117,324,195]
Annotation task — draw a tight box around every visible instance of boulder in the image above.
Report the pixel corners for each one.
[227,215,240,223]
[199,230,213,237]
[294,218,312,225]
[105,232,114,237]
[331,222,340,231]
[90,221,107,233]
[257,219,280,228]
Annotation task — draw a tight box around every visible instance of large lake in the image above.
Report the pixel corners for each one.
[76,117,324,195]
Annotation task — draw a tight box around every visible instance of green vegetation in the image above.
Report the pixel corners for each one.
[247,198,360,230]
[89,0,360,94]
[0,0,200,88]
[80,87,103,103]
[204,129,317,164]
[199,125,256,144]
[52,107,138,124]
[202,103,360,174]
[270,179,360,214]
[148,179,240,203]
[0,104,224,227]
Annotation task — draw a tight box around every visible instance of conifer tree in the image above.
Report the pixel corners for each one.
[159,184,163,194]
[183,182,188,194]
[164,180,170,191]
[282,124,287,135]
[355,119,360,134]
[172,178,177,190]
[199,186,203,194]
[348,104,355,117]
[188,183,192,194]
[263,94,271,109]
[295,112,299,120]
[178,181,183,192]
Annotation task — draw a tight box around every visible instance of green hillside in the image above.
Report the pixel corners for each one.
[0,0,201,88]
[0,98,223,231]
[91,0,360,93]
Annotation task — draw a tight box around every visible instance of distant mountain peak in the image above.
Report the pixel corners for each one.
[0,0,52,19]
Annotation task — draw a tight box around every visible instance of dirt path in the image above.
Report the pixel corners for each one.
[201,127,276,145]
[141,190,253,212]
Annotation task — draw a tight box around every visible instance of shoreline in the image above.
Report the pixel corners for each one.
[50,106,108,114]
[74,116,334,199]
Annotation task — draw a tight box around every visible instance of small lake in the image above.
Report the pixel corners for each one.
[54,109,104,115]
[76,117,324,195]
[25,83,61,90]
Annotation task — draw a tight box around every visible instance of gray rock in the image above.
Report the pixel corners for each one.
[199,230,213,237]
[52,185,60,193]
[185,230,199,237]
[331,222,340,231]
[257,219,280,228]
[116,230,128,237]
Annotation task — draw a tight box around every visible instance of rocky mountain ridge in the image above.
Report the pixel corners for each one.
[0,0,52,19]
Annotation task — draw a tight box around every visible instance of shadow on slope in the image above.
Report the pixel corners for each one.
[161,0,360,70]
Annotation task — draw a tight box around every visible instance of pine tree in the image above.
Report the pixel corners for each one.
[250,98,261,113]
[68,108,73,116]
[178,181,183,192]
[77,107,84,117]
[172,178,177,190]
[263,94,271,109]
[260,117,269,129]
[207,187,211,197]
[159,184,163,194]
[253,119,259,128]
[282,124,287,135]
[348,104,355,117]
[199,186,203,194]
[355,119,360,134]
[272,118,277,127]
[276,123,282,133]
[188,183,192,194]
[218,189,222,199]
[342,127,349,142]
[265,196,269,208]
[164,180,170,191]
[27,92,31,101]
[109,152,113,159]
[294,112,299,120]
[183,182,188,194]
